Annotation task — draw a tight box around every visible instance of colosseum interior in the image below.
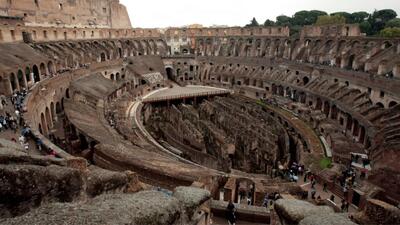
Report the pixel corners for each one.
[0,1,399,225]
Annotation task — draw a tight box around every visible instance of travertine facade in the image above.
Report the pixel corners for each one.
[0,0,131,28]
[0,1,400,225]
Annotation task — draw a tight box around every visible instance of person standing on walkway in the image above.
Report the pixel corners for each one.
[226,200,236,225]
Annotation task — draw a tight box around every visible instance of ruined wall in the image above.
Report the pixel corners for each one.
[0,0,131,28]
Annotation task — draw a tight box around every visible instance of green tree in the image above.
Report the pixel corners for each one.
[386,18,400,28]
[330,12,352,23]
[246,17,260,27]
[292,10,327,26]
[276,15,292,26]
[316,15,346,25]
[351,11,369,23]
[264,19,275,27]
[380,27,400,37]
[369,9,398,35]
[359,21,372,34]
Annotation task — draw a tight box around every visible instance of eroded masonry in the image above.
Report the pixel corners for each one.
[0,1,399,225]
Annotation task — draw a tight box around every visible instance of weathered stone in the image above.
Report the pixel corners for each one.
[274,199,333,224]
[299,213,356,225]
[173,186,211,219]
[0,191,181,225]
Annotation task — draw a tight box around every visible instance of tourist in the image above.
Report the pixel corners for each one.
[344,202,350,212]
[262,194,269,207]
[311,187,316,199]
[226,200,236,225]
[18,135,25,146]
[36,139,43,151]
[311,179,316,189]
[323,182,328,192]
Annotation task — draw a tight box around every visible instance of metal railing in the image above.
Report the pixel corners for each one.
[143,90,232,103]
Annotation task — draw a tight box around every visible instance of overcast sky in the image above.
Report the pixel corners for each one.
[120,0,400,28]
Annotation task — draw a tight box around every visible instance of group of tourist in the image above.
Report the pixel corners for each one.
[337,167,357,196]
[262,192,282,210]
[0,91,27,133]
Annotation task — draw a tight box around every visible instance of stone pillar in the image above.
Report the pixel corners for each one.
[13,73,20,91]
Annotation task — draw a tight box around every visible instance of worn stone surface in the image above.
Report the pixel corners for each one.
[173,186,210,219]
[0,191,181,225]
[299,213,356,225]
[0,150,143,218]
[274,199,333,224]
[354,199,400,225]
[0,164,84,218]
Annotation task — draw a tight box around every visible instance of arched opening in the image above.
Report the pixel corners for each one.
[78,133,89,150]
[323,101,330,117]
[50,102,56,122]
[118,48,122,58]
[17,69,25,89]
[56,102,62,114]
[316,98,323,110]
[302,76,309,85]
[389,101,398,108]
[100,52,106,62]
[110,74,115,80]
[66,88,70,99]
[376,102,384,108]
[166,67,174,80]
[347,55,355,69]
[346,114,353,131]
[32,65,40,83]
[48,61,55,74]
[45,107,52,130]
[10,73,18,91]
[40,113,48,136]
[331,105,338,120]
[40,63,46,76]
[25,66,31,82]
[116,73,120,81]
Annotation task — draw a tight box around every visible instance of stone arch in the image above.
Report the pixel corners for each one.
[9,73,18,91]
[302,76,310,85]
[389,101,398,108]
[110,74,115,80]
[376,102,384,108]
[66,88,70,99]
[45,107,53,130]
[316,98,323,110]
[40,113,48,136]
[100,52,106,62]
[347,55,355,69]
[40,63,47,76]
[56,102,62,114]
[25,66,31,82]
[32,64,41,83]
[323,101,330,117]
[331,105,338,120]
[48,61,55,74]
[50,102,56,122]
[166,67,174,80]
[16,69,26,89]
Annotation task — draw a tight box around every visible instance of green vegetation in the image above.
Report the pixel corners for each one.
[380,27,400,37]
[316,15,346,26]
[319,157,332,169]
[244,9,399,37]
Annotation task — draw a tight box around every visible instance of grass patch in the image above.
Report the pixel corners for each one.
[320,157,332,169]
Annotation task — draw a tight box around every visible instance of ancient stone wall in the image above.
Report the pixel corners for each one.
[0,0,131,28]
